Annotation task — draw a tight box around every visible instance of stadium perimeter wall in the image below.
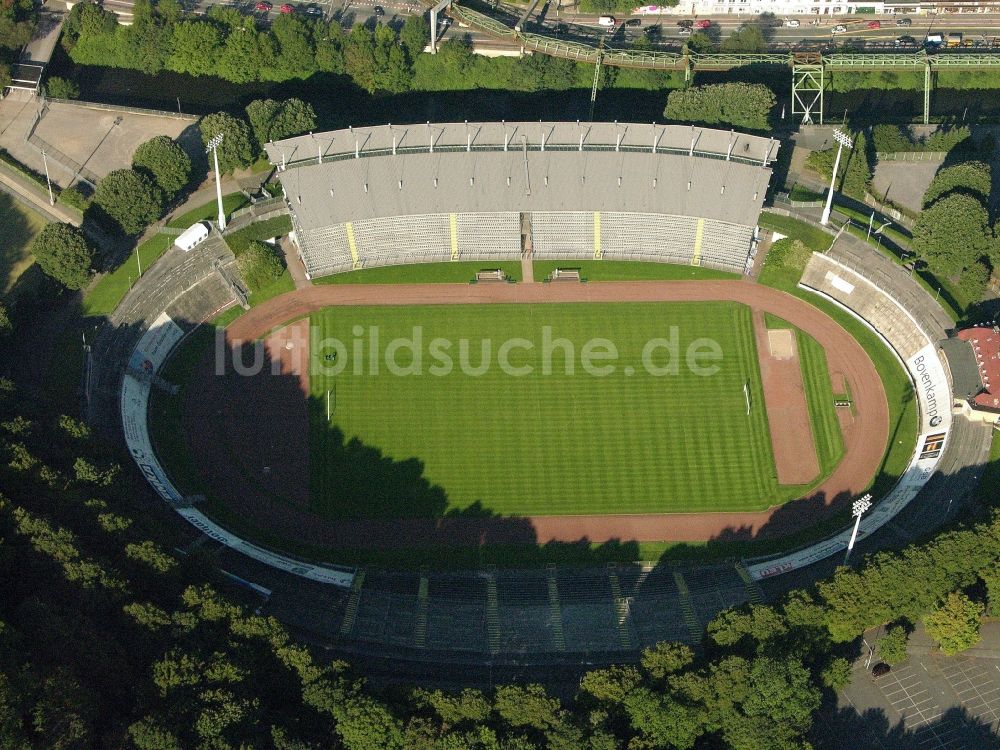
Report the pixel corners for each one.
[747,253,952,580]
[120,312,355,587]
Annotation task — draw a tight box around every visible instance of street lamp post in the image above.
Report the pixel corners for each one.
[845,493,873,565]
[821,128,853,226]
[205,133,227,232]
[40,150,54,206]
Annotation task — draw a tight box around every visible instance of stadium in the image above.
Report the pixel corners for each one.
[111,121,988,667]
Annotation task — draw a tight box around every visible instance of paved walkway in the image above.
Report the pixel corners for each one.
[280,237,310,289]
[521,254,534,283]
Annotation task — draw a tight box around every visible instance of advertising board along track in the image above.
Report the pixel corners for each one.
[120,312,355,587]
[746,253,953,581]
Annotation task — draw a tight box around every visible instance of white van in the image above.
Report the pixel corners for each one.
[174,222,210,253]
[597,15,616,27]
[925,33,943,45]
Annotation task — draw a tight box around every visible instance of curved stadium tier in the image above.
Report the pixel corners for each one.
[265,122,778,278]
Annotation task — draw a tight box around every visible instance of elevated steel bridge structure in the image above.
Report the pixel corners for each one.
[440,1,1000,125]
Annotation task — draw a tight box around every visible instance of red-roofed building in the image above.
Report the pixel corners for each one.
[957,325,1000,413]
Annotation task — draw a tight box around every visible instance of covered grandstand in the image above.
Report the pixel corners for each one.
[265,122,778,278]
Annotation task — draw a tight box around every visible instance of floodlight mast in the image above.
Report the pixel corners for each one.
[206,133,226,231]
[844,493,873,564]
[820,129,853,227]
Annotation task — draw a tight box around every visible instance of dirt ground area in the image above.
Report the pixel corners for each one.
[0,96,200,189]
[754,313,820,486]
[182,280,890,547]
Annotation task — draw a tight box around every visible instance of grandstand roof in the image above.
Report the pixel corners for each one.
[278,148,772,230]
[265,122,779,168]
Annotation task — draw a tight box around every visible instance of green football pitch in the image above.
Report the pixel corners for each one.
[309,301,800,519]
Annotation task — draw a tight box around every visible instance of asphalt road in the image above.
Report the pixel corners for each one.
[92,0,1000,56]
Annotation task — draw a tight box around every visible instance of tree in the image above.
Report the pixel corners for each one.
[641,642,694,679]
[93,168,164,235]
[0,303,10,336]
[373,23,412,93]
[924,592,984,656]
[344,24,377,93]
[199,112,256,174]
[237,241,284,291]
[167,20,222,76]
[877,625,909,665]
[245,98,317,146]
[45,76,80,99]
[216,17,262,83]
[720,24,766,53]
[400,14,428,60]
[493,684,561,732]
[912,193,990,278]
[923,161,992,207]
[269,15,316,79]
[685,31,713,53]
[30,223,95,290]
[982,567,1000,617]
[805,129,872,200]
[664,82,775,131]
[132,135,192,199]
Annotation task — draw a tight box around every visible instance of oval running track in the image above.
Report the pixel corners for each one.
[186,280,890,547]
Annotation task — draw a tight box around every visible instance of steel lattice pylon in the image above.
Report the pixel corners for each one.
[792,54,824,125]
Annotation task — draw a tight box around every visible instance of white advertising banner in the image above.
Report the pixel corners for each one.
[747,281,952,580]
[121,312,355,588]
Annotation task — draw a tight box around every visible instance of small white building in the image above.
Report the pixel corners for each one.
[174,222,210,253]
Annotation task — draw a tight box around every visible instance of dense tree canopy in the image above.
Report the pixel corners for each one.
[912,193,991,277]
[30,223,95,290]
[922,161,992,207]
[92,168,164,235]
[236,241,284,291]
[132,135,192,200]
[664,82,775,131]
[245,98,317,146]
[200,112,256,175]
[805,130,872,200]
[924,592,984,656]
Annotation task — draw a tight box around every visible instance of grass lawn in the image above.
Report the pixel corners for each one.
[83,234,173,317]
[789,184,825,203]
[0,194,47,296]
[758,213,919,498]
[166,192,250,228]
[758,212,835,254]
[531,260,739,283]
[762,310,845,475]
[797,330,845,476]
[317,261,524,285]
[309,301,786,519]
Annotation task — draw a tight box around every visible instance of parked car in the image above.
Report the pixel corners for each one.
[254,1,272,11]
[694,19,711,29]
[678,26,692,36]
[867,20,881,29]
[832,24,848,33]
[279,3,294,12]
[374,4,385,15]
[895,35,916,45]
[625,18,641,27]
[896,17,912,26]
[872,663,891,679]
[302,4,323,14]
[784,19,800,27]
[677,19,693,28]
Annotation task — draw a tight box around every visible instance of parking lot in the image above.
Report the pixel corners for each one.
[816,652,1000,749]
